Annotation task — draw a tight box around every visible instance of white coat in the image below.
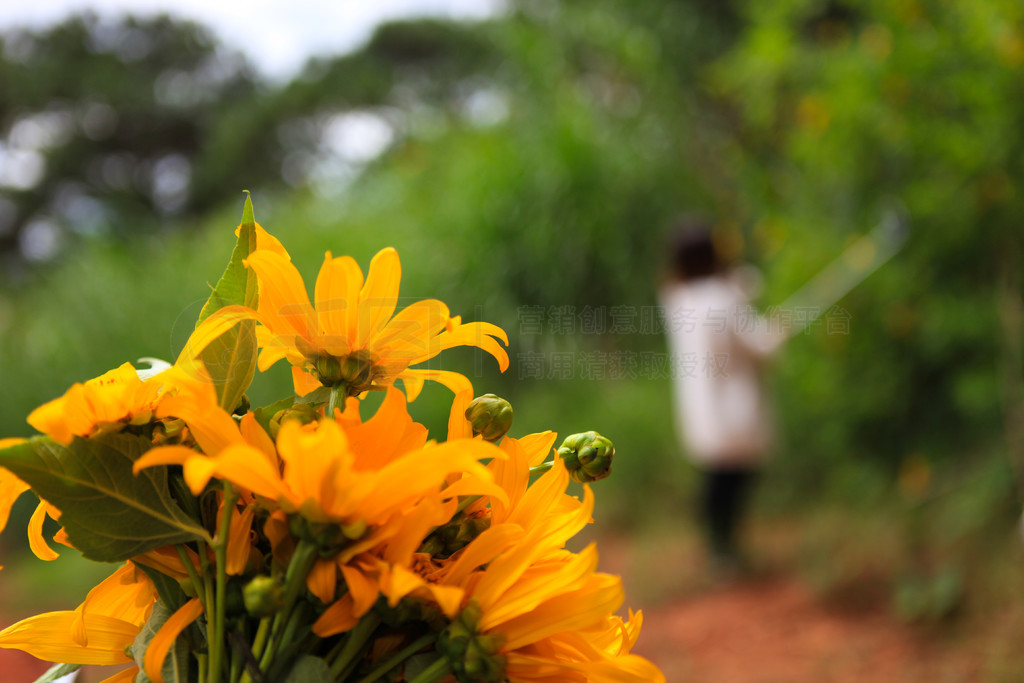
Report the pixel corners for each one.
[660,273,784,467]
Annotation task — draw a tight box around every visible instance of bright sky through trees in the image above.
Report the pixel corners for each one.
[0,0,504,80]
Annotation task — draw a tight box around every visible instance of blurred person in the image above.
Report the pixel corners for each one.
[659,217,785,577]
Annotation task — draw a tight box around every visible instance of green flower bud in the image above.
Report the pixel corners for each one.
[243,575,285,618]
[438,602,507,683]
[465,394,513,442]
[313,349,384,396]
[268,402,320,440]
[557,431,615,483]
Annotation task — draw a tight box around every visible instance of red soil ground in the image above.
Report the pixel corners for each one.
[633,577,978,683]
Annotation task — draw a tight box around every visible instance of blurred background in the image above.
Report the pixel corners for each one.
[1,0,1022,680]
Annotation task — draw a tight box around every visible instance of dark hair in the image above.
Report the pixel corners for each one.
[670,216,720,281]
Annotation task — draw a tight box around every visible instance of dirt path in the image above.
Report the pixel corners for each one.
[591,529,998,683]
[632,577,979,683]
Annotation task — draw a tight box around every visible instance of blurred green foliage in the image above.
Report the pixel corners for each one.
[1,0,1021,556]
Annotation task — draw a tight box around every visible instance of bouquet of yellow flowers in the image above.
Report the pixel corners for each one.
[0,196,663,683]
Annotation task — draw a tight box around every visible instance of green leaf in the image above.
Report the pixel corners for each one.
[294,386,332,406]
[132,601,198,683]
[195,192,260,413]
[32,663,81,683]
[0,434,209,562]
[283,655,331,683]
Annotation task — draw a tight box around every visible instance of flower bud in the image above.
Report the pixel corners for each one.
[438,602,507,683]
[465,394,513,442]
[313,349,384,396]
[268,403,320,440]
[557,431,615,483]
[243,575,285,618]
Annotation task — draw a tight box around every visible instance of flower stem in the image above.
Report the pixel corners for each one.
[455,494,481,515]
[175,544,205,609]
[258,539,319,673]
[328,612,381,680]
[208,484,239,683]
[238,616,270,683]
[202,563,217,681]
[229,641,241,683]
[327,385,342,418]
[355,632,434,683]
[407,657,453,683]
[529,461,554,476]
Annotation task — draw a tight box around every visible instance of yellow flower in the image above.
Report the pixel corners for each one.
[136,387,507,548]
[0,561,155,671]
[439,464,660,682]
[0,609,139,666]
[321,442,662,682]
[183,246,508,399]
[26,362,167,445]
[143,598,204,683]
[0,559,207,683]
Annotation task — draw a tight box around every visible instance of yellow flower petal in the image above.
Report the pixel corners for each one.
[426,584,465,619]
[26,363,156,444]
[398,368,473,401]
[132,546,199,583]
[72,563,156,647]
[343,387,427,470]
[447,389,475,441]
[235,221,289,259]
[97,665,141,683]
[276,420,349,514]
[246,250,317,342]
[203,445,292,501]
[409,321,509,371]
[0,610,137,665]
[239,412,277,465]
[177,305,262,364]
[314,252,363,353]
[144,597,204,683]
[225,501,256,576]
[0,466,30,537]
[291,365,322,397]
[256,327,298,371]
[356,247,401,348]
[307,558,338,604]
[443,524,525,588]
[383,563,427,608]
[156,387,242,456]
[380,497,451,567]
[369,299,450,356]
[312,592,361,637]
[340,560,381,618]
[28,500,60,561]
[133,445,198,474]
[480,545,599,630]
[495,573,624,651]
